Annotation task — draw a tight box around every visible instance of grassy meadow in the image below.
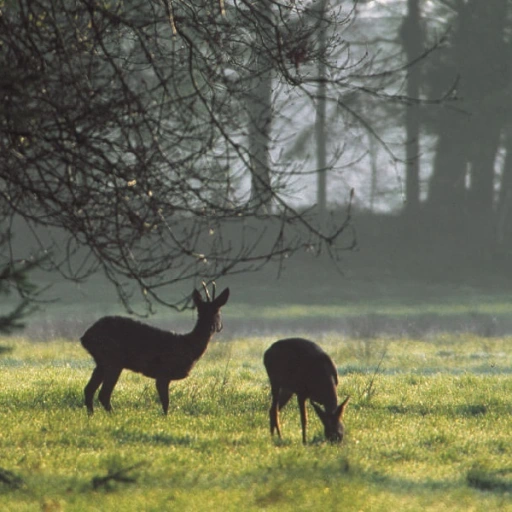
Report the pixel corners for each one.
[0,330,511,511]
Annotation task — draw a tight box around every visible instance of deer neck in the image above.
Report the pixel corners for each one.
[314,380,338,412]
[324,383,339,413]
[183,314,215,359]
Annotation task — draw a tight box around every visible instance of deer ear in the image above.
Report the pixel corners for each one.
[192,289,203,307]
[336,396,350,419]
[213,287,230,307]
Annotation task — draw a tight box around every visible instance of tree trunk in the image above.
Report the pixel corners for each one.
[427,116,469,221]
[315,0,329,225]
[401,0,422,214]
[246,0,274,214]
[466,119,501,222]
[247,61,273,213]
[496,126,512,247]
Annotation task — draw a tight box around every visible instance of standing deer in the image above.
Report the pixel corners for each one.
[80,283,229,414]
[263,338,349,444]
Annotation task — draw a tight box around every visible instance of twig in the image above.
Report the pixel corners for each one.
[361,345,388,402]
[92,462,147,490]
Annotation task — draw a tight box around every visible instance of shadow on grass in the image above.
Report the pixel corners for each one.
[467,464,512,493]
[246,458,459,509]
[112,427,193,447]
[338,462,512,497]
[0,467,24,489]
[0,345,13,356]
[378,402,506,418]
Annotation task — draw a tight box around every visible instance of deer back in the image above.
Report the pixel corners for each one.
[264,338,339,410]
[81,317,188,371]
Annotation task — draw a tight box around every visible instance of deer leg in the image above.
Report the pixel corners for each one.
[98,367,122,412]
[155,377,171,415]
[269,386,282,438]
[84,366,104,414]
[297,395,308,444]
[278,389,293,410]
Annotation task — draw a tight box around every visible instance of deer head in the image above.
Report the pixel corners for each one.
[192,282,230,333]
[311,396,350,443]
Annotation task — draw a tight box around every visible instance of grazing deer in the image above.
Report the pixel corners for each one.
[80,283,229,414]
[263,338,349,444]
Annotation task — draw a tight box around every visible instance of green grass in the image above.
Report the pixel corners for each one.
[0,335,511,511]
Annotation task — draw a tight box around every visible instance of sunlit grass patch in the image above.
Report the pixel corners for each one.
[0,334,510,510]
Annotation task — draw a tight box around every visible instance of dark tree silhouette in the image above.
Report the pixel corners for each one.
[425,0,509,229]
[0,234,39,334]
[401,0,423,214]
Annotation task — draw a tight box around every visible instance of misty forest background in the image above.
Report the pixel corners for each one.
[2,0,512,340]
